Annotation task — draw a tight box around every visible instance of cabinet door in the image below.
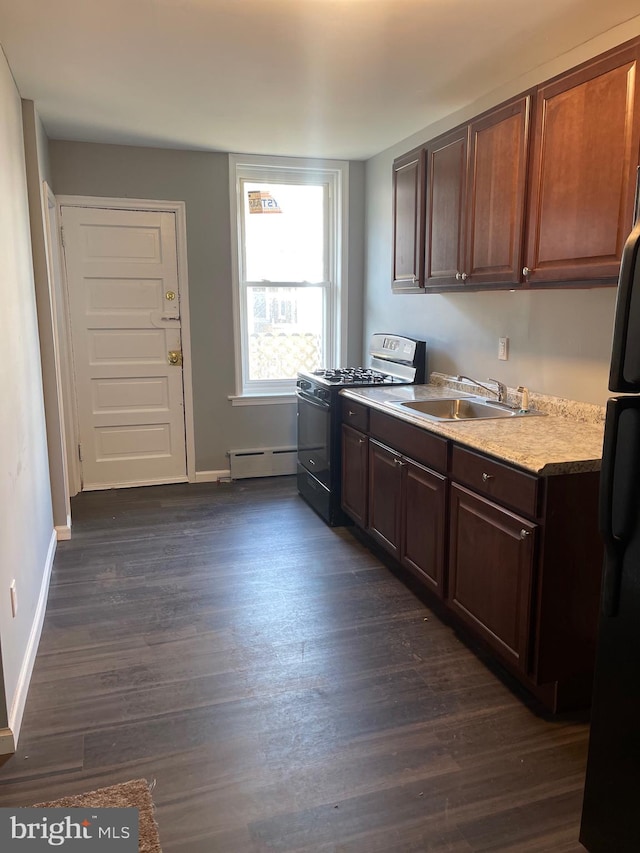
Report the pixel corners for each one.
[341,425,368,527]
[465,95,531,285]
[392,148,425,292]
[424,127,468,287]
[402,459,446,598]
[368,440,402,558]
[448,484,536,672]
[524,43,640,284]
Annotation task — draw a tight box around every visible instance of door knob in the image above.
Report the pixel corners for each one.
[168,350,183,365]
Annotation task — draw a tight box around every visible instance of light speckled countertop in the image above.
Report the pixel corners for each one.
[340,379,605,476]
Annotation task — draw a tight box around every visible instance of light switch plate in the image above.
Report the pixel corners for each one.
[498,337,509,361]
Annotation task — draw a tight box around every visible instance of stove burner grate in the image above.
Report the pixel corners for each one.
[312,367,391,384]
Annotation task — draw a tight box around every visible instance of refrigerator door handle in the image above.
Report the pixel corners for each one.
[599,398,640,616]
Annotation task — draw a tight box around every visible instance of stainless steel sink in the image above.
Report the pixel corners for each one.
[387,397,545,421]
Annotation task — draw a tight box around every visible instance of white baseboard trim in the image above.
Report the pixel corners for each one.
[7,528,57,748]
[55,518,71,541]
[0,727,16,755]
[195,470,231,483]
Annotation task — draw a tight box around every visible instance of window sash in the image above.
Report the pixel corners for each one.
[240,282,330,393]
[230,155,347,398]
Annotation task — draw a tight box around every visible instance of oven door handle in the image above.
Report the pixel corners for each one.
[296,390,330,410]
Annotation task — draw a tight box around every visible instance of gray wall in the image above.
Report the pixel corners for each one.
[364,16,640,407]
[0,51,53,737]
[49,142,365,472]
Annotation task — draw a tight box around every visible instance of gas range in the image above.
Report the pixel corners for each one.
[297,334,426,397]
[296,334,426,525]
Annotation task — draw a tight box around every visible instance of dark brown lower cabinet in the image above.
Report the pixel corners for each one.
[341,424,369,527]
[402,457,446,597]
[448,483,536,672]
[367,439,446,597]
[340,403,603,711]
[368,440,402,559]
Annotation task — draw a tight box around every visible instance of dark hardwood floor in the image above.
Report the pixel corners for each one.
[0,477,589,851]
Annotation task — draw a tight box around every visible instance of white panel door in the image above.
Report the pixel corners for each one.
[62,206,187,489]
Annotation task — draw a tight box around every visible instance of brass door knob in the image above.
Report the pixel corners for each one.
[168,350,183,365]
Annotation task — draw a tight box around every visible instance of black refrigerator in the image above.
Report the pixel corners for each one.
[580,212,640,851]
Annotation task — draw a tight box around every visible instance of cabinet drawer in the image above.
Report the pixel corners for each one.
[341,398,369,432]
[451,445,539,518]
[370,410,448,473]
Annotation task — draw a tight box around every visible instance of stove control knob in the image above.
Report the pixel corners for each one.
[297,379,311,391]
[315,388,330,401]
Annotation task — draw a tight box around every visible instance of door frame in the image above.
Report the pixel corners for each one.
[56,195,196,486]
[43,183,81,500]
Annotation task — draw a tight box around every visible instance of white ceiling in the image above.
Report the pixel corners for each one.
[1,0,639,160]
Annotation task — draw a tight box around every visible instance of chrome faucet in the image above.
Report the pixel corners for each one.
[457,375,508,404]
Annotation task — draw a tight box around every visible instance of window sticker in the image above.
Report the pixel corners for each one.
[248,190,282,214]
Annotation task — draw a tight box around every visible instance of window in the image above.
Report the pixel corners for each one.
[229,155,348,400]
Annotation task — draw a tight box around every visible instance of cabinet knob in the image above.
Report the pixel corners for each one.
[456,272,462,281]
[520,528,531,539]
[358,437,366,445]
[394,458,405,467]
[461,272,468,281]
[348,410,356,417]
[482,472,494,482]
[522,267,532,277]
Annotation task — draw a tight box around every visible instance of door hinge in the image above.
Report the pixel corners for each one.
[78,443,83,462]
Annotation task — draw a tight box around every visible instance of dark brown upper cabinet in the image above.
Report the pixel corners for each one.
[466,96,531,286]
[424,127,468,287]
[523,42,640,285]
[392,147,425,292]
[393,36,640,293]
[423,95,531,289]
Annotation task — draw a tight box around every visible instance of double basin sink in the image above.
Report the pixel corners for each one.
[387,396,546,422]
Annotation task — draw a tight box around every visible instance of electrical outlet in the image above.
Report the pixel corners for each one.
[498,337,509,361]
[9,580,17,618]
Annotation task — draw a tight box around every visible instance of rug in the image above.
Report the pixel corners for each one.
[32,778,162,852]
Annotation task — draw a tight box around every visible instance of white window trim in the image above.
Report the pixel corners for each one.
[229,153,349,401]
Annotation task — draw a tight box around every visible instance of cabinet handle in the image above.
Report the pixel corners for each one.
[461,272,468,281]
[394,458,405,467]
[522,267,532,277]
[456,272,462,281]
[358,437,366,445]
[348,410,356,417]
[520,528,531,539]
[482,472,494,482]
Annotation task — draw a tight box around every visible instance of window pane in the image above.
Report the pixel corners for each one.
[246,286,324,380]
[243,182,325,282]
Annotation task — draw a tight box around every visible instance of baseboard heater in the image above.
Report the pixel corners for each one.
[228,446,297,479]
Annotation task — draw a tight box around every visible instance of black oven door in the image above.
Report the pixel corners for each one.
[296,390,331,488]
